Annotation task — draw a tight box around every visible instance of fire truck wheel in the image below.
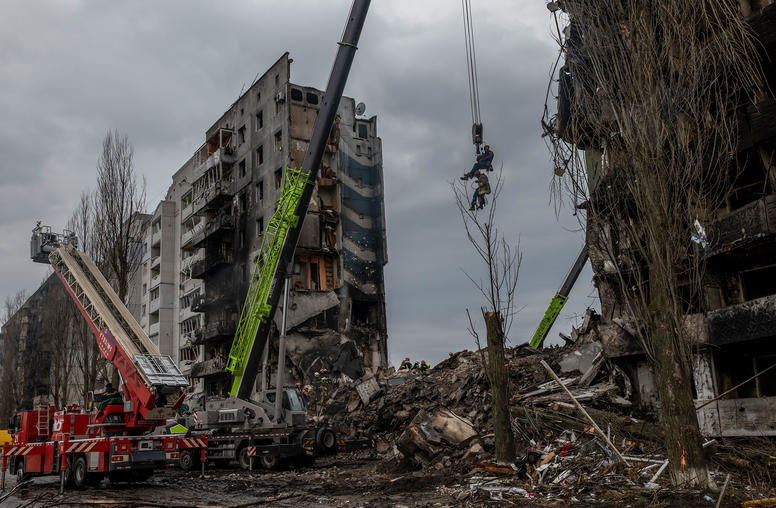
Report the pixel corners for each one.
[73,456,88,489]
[237,447,251,470]
[15,458,30,483]
[179,449,197,471]
[259,454,278,470]
[315,427,337,455]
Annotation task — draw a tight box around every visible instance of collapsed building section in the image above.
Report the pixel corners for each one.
[130,53,387,399]
[551,2,776,436]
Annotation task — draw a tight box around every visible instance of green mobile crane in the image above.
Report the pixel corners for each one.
[179,0,373,471]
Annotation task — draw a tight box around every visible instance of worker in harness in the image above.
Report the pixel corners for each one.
[461,144,494,180]
[470,172,491,211]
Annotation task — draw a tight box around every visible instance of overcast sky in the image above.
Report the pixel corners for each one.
[0,0,597,367]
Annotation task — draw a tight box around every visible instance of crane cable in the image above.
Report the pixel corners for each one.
[462,0,482,128]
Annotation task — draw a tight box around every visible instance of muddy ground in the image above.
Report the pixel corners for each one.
[1,454,749,507]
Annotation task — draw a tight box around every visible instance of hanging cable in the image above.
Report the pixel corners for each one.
[462,0,483,152]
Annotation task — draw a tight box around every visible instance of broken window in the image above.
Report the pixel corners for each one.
[256,110,263,131]
[257,92,261,102]
[257,217,264,237]
[290,88,304,102]
[239,228,245,248]
[256,145,264,167]
[238,159,246,178]
[275,168,283,189]
[256,180,264,201]
[239,193,247,213]
[142,283,147,294]
[240,107,244,116]
[141,304,146,316]
[358,122,368,139]
[150,287,159,301]
[306,92,319,105]
[275,131,282,152]
[238,125,246,144]
[181,191,192,209]
[274,74,279,87]
[741,265,776,302]
[292,255,326,291]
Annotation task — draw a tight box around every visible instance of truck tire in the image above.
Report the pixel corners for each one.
[179,449,197,471]
[73,456,87,489]
[15,458,30,483]
[259,454,278,470]
[237,447,252,470]
[315,427,337,455]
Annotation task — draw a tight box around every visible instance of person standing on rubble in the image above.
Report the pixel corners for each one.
[399,357,413,370]
[461,144,494,180]
[420,360,430,372]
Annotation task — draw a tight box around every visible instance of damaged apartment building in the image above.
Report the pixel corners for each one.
[552,3,776,436]
[131,53,388,397]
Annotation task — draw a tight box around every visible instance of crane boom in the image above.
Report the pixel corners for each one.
[226,0,371,400]
[529,246,589,349]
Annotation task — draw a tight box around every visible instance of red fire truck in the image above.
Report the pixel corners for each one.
[1,227,206,489]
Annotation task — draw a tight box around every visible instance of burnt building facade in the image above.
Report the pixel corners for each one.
[551,2,776,436]
[155,53,388,397]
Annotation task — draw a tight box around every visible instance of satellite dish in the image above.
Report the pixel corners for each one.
[355,102,366,116]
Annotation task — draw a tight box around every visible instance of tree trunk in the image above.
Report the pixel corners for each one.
[649,285,709,487]
[483,310,515,462]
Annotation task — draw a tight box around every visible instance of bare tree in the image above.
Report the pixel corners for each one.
[45,283,79,408]
[68,192,110,404]
[0,290,29,423]
[543,1,763,487]
[453,171,520,463]
[93,129,146,303]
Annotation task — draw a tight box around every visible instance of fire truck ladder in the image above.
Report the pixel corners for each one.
[225,166,313,396]
[49,244,188,396]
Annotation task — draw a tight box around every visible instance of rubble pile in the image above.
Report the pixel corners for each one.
[313,311,776,504]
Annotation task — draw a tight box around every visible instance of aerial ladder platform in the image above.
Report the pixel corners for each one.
[31,226,188,425]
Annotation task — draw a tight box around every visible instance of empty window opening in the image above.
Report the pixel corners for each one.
[741,265,776,302]
[240,107,244,116]
[275,168,283,188]
[290,88,304,102]
[181,191,192,209]
[256,145,264,167]
[238,125,246,144]
[239,193,247,213]
[238,159,246,178]
[256,110,263,130]
[358,122,368,139]
[257,217,264,237]
[274,131,282,152]
[256,180,264,201]
[306,92,319,105]
[239,229,245,248]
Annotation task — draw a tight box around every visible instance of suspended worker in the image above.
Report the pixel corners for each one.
[470,172,491,211]
[461,144,494,180]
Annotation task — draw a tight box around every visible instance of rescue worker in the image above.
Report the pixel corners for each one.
[412,361,420,370]
[419,360,430,372]
[399,357,413,370]
[470,172,491,211]
[461,144,494,180]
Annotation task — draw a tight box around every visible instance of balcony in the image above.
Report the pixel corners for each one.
[182,202,193,221]
[150,255,161,269]
[190,356,227,378]
[193,146,236,181]
[193,320,236,344]
[192,179,235,216]
[192,214,236,248]
[151,229,162,247]
[149,321,160,337]
[150,273,161,288]
[191,251,233,279]
[149,297,161,314]
[706,194,776,256]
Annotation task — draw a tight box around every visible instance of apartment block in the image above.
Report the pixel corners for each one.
[140,53,387,397]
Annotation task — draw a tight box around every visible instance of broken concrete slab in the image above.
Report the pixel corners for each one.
[275,290,339,330]
[396,407,478,463]
[559,341,603,375]
[355,376,380,405]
